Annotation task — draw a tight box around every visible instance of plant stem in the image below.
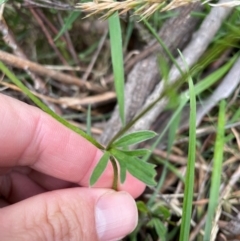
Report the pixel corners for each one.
[0,61,105,150]
[110,156,118,190]
[106,35,237,148]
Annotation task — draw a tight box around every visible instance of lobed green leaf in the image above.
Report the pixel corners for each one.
[90,152,110,186]
[111,130,157,148]
[120,148,150,157]
[110,148,156,186]
[148,218,166,241]
[136,201,149,214]
[152,205,171,219]
[127,158,156,186]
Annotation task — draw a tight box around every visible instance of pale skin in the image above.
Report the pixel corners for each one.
[0,94,146,241]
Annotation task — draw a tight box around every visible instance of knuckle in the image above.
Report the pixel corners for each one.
[43,198,84,241]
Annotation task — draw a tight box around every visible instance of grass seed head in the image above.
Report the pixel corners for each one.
[75,0,199,19]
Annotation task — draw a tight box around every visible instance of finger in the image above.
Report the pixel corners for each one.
[28,170,76,191]
[118,172,146,196]
[0,169,77,204]
[0,198,9,208]
[0,188,138,241]
[0,94,145,197]
[5,167,74,191]
[0,172,46,203]
[1,170,145,203]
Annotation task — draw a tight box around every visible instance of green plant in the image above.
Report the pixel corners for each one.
[0,60,159,188]
[0,10,201,189]
[2,2,240,240]
[179,52,197,241]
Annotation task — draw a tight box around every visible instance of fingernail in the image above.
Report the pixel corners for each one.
[95,191,138,241]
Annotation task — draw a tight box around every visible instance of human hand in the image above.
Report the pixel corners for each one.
[0,94,146,241]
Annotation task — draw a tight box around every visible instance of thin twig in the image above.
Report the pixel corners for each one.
[100,3,202,144]
[0,81,115,108]
[132,0,233,133]
[36,9,68,44]
[82,29,108,81]
[30,7,69,66]
[57,12,81,66]
[0,50,104,92]
[0,18,46,91]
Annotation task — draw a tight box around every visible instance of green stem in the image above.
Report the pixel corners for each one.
[106,35,237,149]
[106,77,185,148]
[143,19,183,76]
[0,61,104,150]
[110,156,118,190]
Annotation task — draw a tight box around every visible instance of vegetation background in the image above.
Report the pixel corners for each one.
[1,0,240,240]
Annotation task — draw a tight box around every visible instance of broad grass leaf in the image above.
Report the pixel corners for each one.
[203,100,225,241]
[90,152,110,186]
[179,51,196,241]
[112,130,157,148]
[120,149,150,157]
[108,13,125,126]
[110,148,156,186]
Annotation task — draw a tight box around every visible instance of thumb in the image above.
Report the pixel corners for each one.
[0,188,138,241]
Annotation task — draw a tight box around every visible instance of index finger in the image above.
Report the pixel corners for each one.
[0,94,145,197]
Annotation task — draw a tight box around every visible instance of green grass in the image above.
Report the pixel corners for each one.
[54,11,81,41]
[203,100,226,241]
[108,13,125,127]
[179,54,196,241]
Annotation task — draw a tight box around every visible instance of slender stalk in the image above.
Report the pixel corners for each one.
[143,19,183,75]
[179,53,196,241]
[110,156,119,190]
[106,35,237,149]
[0,61,105,150]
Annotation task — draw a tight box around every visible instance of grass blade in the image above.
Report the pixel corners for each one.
[108,13,125,126]
[143,19,183,75]
[203,100,226,241]
[54,11,81,41]
[90,152,110,186]
[179,61,196,241]
[142,53,235,163]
